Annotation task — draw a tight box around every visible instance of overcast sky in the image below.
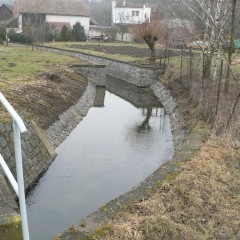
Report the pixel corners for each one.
[0,0,14,5]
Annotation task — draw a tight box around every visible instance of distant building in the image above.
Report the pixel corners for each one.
[14,0,90,33]
[0,4,13,21]
[111,1,151,42]
[89,21,109,39]
[112,0,151,25]
[0,3,18,29]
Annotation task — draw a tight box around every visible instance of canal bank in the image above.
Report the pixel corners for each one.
[27,77,175,240]
[1,45,206,240]
[53,87,210,240]
[0,46,184,238]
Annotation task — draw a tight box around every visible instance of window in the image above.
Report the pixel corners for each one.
[132,11,139,16]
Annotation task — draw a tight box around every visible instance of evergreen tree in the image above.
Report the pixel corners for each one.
[60,25,70,41]
[72,22,87,42]
[0,27,6,41]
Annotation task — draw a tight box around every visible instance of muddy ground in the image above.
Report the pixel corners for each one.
[68,44,182,58]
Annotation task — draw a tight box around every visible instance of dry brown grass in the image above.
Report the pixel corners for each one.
[166,54,240,145]
[99,140,240,240]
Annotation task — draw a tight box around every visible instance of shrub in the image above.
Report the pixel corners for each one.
[60,25,70,41]
[72,22,87,42]
[0,27,6,41]
[8,31,28,43]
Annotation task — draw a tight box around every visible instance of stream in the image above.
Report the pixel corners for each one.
[26,77,174,240]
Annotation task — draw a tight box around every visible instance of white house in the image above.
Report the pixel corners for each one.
[15,0,90,33]
[112,0,151,25]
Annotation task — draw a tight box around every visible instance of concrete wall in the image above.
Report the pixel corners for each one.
[42,46,165,87]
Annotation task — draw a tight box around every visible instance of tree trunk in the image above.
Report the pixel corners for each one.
[225,0,238,94]
[144,34,157,63]
[149,43,156,61]
[202,53,212,80]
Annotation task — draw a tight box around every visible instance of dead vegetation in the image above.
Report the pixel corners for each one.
[0,46,88,128]
[98,141,240,240]
[3,69,87,129]
[77,49,240,240]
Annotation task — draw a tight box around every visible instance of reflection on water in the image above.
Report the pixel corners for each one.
[27,78,174,240]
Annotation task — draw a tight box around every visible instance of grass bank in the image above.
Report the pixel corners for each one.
[2,43,239,239]
[47,43,240,240]
[0,45,88,128]
[97,139,240,240]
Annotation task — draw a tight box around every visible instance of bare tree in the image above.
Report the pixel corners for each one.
[131,19,168,62]
[22,14,46,49]
[181,0,230,80]
[225,0,238,93]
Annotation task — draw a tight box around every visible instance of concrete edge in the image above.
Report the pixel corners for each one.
[30,120,57,159]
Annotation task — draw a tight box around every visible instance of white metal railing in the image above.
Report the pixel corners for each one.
[0,92,30,240]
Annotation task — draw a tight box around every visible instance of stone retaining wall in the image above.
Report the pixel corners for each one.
[3,44,186,238]
[0,121,56,191]
[70,64,106,87]
[151,82,185,150]
[42,46,184,149]
[45,83,96,148]
[42,46,164,87]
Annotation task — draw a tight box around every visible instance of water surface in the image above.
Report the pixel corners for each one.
[27,78,174,240]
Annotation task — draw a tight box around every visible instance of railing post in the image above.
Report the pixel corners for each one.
[13,120,30,240]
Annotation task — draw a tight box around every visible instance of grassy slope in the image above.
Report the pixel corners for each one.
[100,140,240,240]
[43,42,240,240]
[47,43,240,240]
[0,45,88,126]
[0,45,85,87]
[2,43,240,239]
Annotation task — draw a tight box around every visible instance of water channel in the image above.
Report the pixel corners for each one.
[26,77,174,240]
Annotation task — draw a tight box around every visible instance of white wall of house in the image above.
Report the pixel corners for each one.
[89,26,111,38]
[112,1,151,25]
[115,32,134,42]
[18,14,22,30]
[18,13,89,33]
[46,15,90,32]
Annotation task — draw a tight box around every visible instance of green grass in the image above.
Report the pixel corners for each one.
[45,41,147,48]
[0,45,86,87]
